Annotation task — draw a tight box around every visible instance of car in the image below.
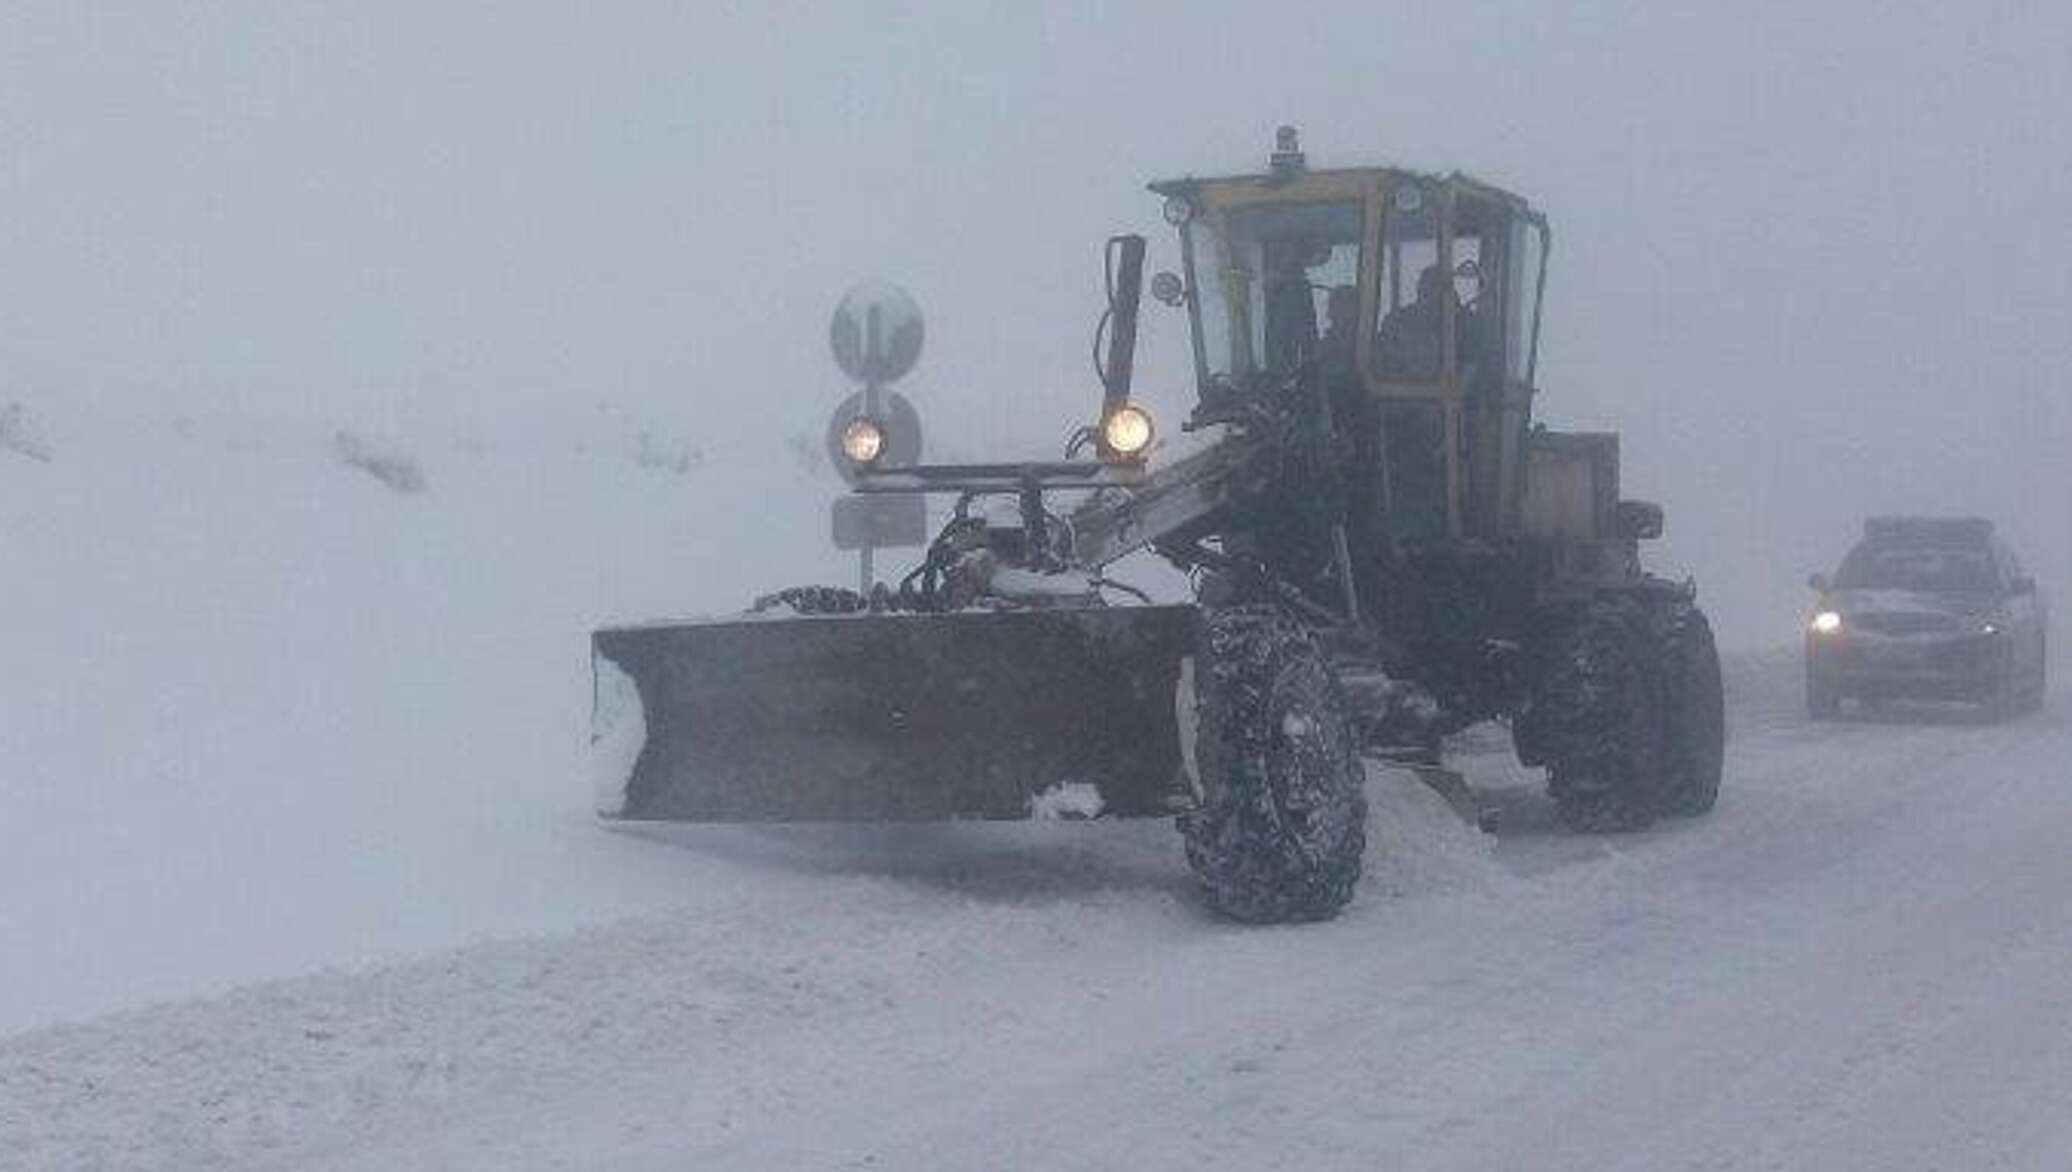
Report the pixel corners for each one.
[1805,517,2048,720]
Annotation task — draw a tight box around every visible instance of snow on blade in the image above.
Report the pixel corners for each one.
[988,566,1100,602]
[1028,781,1105,820]
[590,652,647,817]
[1174,656,1202,799]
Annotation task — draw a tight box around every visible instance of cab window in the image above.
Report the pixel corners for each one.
[1372,186,1442,382]
[1187,201,1361,381]
[1446,198,1499,392]
[1505,216,1546,384]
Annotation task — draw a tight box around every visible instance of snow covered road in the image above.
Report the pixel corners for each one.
[9,649,2071,1171]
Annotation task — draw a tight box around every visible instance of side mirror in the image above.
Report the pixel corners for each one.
[2008,575,2036,596]
[1807,572,1831,593]
[1149,271,1186,308]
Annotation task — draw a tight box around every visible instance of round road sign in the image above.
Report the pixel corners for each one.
[829,281,924,385]
[824,390,923,485]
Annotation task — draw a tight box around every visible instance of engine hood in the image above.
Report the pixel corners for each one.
[1824,587,2000,635]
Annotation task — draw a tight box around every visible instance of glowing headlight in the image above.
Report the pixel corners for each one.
[1979,621,2000,636]
[1810,610,1843,635]
[839,417,886,466]
[1101,403,1155,457]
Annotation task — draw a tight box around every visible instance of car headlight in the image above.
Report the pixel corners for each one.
[1978,620,2000,636]
[1810,610,1843,635]
[839,417,886,466]
[1101,403,1155,458]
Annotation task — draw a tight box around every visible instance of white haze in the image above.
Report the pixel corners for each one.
[10,9,2072,1165]
[4,1,2068,639]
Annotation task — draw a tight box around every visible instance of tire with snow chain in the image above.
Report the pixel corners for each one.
[1179,605,1367,924]
[1536,598,1667,833]
[1658,603,1725,818]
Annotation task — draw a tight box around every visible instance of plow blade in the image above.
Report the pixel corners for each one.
[592,606,1199,822]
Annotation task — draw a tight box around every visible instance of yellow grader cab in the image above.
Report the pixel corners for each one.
[593,130,1725,923]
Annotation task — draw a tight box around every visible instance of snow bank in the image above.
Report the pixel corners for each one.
[1028,781,1105,820]
[11,647,2071,1172]
[588,652,647,817]
[0,402,850,1033]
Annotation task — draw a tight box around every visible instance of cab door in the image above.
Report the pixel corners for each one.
[1442,191,1548,541]
[1362,178,1453,540]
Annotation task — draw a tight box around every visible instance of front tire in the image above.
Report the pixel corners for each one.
[1982,649,2019,722]
[1179,605,1367,923]
[1659,604,1725,818]
[1537,598,1667,833]
[1806,664,1841,721]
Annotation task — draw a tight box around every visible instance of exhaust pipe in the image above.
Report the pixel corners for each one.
[1100,233,1146,420]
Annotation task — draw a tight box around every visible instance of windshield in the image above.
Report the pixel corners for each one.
[1835,545,1998,594]
[1186,201,1362,383]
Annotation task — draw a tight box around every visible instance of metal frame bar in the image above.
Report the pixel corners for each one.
[854,461,1146,495]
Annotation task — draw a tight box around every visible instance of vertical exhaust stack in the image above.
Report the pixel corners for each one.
[1098,234,1147,453]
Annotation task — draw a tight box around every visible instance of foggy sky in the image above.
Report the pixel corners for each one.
[5,1,2068,646]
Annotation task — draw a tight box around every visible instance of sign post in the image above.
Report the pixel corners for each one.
[825,389,924,548]
[826,282,927,593]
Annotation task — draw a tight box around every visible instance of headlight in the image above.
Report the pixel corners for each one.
[1810,610,1843,635]
[1979,621,2000,636]
[839,417,886,466]
[1101,403,1155,458]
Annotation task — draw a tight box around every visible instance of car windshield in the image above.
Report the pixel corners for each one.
[1835,546,1998,594]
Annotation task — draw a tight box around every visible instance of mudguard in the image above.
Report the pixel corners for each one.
[592,606,1199,822]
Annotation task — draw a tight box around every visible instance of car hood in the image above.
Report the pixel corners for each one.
[1826,588,1999,633]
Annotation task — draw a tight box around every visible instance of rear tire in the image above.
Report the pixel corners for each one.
[1179,605,1367,924]
[1659,604,1725,818]
[1537,598,1666,833]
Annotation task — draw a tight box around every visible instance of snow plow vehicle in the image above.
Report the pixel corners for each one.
[592,130,1725,922]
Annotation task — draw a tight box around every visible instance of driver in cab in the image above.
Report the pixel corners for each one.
[1374,264,1471,382]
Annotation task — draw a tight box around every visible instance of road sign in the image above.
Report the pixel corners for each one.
[831,494,928,550]
[829,281,924,385]
[827,282,927,588]
[824,390,922,485]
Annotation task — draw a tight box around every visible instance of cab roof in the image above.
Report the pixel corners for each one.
[1148,165,1539,219]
